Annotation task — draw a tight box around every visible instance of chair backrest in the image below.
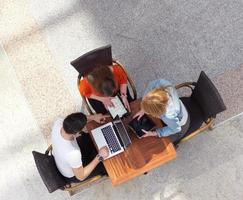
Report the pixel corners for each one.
[32,151,66,193]
[191,71,226,121]
[72,45,137,114]
[70,45,113,76]
[76,60,137,114]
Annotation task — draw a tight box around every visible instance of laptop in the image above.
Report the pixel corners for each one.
[91,118,132,159]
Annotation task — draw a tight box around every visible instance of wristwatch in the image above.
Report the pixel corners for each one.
[96,154,104,162]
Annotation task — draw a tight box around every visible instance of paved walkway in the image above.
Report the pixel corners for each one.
[0,0,243,199]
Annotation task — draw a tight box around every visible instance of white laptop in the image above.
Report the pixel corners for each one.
[91,119,132,159]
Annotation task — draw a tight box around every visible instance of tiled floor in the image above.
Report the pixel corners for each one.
[72,114,243,200]
[0,45,70,200]
[0,0,243,199]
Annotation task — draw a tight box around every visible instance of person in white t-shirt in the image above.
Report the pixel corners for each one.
[51,112,109,182]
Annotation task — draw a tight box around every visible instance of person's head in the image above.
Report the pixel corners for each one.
[63,112,87,135]
[87,65,116,96]
[141,88,169,118]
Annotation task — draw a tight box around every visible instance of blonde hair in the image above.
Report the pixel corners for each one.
[141,88,169,117]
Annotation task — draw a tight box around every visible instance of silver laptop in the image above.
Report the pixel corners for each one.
[91,119,132,159]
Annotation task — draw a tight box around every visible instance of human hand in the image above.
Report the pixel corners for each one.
[91,114,110,124]
[98,146,109,159]
[133,109,145,120]
[100,97,114,108]
[121,96,131,112]
[141,129,157,137]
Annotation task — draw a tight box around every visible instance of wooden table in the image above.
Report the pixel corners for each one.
[86,99,177,186]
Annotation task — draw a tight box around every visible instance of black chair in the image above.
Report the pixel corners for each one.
[32,145,106,196]
[70,45,137,114]
[176,71,226,143]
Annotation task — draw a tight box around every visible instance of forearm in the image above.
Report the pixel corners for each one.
[83,156,100,179]
[120,84,127,95]
[90,94,103,102]
[80,156,100,180]
[87,115,95,122]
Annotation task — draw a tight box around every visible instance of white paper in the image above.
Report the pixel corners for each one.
[107,96,127,118]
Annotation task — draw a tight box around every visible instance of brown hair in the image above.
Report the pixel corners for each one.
[87,65,116,96]
[141,88,169,117]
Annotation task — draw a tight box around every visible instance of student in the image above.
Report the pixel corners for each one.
[51,112,109,182]
[79,64,132,114]
[133,79,190,144]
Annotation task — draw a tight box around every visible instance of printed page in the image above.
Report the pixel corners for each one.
[108,96,127,118]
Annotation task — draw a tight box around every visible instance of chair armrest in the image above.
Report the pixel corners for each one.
[179,117,214,143]
[175,82,197,91]
[45,145,53,155]
[112,59,137,100]
[63,174,107,195]
[77,75,94,115]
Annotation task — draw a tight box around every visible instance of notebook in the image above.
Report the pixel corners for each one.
[128,115,156,138]
[107,95,128,119]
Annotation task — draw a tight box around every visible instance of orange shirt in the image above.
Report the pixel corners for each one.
[79,64,128,98]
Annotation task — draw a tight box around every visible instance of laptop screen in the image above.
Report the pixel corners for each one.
[113,120,132,148]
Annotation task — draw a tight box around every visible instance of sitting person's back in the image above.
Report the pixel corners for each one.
[133,79,190,144]
[79,64,131,114]
[51,112,109,182]
[51,118,82,178]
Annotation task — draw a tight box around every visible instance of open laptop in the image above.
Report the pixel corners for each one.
[91,118,132,159]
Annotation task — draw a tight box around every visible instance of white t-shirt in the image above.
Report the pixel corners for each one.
[51,118,82,178]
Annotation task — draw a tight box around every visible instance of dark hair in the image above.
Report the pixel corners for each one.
[101,78,116,96]
[87,65,116,96]
[63,112,87,134]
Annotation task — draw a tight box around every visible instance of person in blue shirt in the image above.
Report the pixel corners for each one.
[133,79,190,144]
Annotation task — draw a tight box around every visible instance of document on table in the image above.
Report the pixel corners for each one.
[107,95,127,118]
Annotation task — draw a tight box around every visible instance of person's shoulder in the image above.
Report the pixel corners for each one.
[150,79,172,85]
[66,149,82,161]
[112,64,123,73]
[79,78,92,96]
[79,78,89,86]
[112,64,118,70]
[64,149,83,169]
[51,118,63,140]
[53,118,64,127]
[162,109,178,120]
[112,64,128,83]
[112,63,120,69]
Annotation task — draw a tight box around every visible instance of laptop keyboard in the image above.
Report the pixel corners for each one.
[101,125,121,153]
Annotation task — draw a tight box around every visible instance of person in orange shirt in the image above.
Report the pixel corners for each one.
[79,64,132,114]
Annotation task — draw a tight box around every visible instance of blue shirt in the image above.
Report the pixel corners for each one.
[143,79,188,137]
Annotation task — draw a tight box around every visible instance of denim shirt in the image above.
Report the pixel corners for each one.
[143,79,188,137]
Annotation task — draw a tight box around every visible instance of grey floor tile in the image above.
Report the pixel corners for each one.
[30,0,243,100]
[71,114,243,200]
